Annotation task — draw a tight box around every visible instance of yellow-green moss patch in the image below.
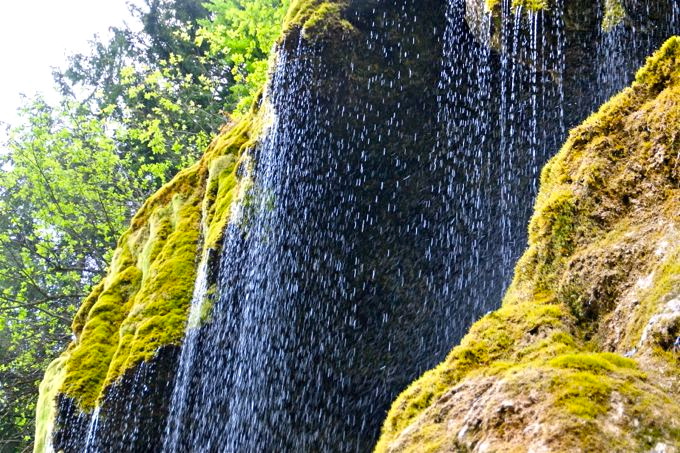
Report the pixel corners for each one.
[283,0,354,40]
[602,0,627,31]
[34,356,68,453]
[50,107,262,412]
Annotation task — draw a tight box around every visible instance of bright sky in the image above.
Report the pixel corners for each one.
[0,0,138,133]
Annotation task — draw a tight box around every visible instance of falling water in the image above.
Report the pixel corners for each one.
[82,407,101,452]
[53,357,174,452]
[435,0,566,332]
[162,44,315,451]
[162,3,462,449]
[161,1,571,450]
[50,0,680,451]
[163,248,214,450]
[596,0,680,105]
[495,1,566,280]
[147,0,680,450]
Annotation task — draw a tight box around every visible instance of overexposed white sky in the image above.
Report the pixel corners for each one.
[0,0,138,130]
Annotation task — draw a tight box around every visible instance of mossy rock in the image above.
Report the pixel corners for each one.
[283,0,356,42]
[376,37,680,453]
[35,104,264,425]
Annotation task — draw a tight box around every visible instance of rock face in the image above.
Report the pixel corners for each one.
[33,0,679,451]
[376,37,680,452]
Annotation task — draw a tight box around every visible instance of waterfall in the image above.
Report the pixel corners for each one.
[48,1,680,451]
[162,42,318,451]
[82,407,100,453]
[596,0,680,105]
[163,249,214,451]
[435,0,566,338]
[159,1,572,450]
[162,4,465,449]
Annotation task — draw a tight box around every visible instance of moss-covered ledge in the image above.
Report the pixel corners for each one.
[46,112,258,413]
[33,0,359,449]
[375,36,680,453]
[475,0,628,30]
[32,116,256,451]
[283,0,355,39]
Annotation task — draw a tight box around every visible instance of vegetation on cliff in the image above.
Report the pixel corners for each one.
[1,0,289,449]
[376,36,680,452]
[57,112,258,411]
[483,0,627,29]
[30,0,357,449]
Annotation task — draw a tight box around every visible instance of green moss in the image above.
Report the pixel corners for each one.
[513,0,548,11]
[529,188,582,287]
[283,0,354,40]
[551,370,613,418]
[548,353,646,420]
[205,111,264,248]
[71,281,104,337]
[104,194,202,387]
[486,0,548,13]
[61,265,143,409]
[549,352,640,374]
[635,37,680,92]
[602,0,627,32]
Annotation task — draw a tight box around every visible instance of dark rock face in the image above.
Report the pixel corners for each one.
[44,0,678,451]
[468,0,679,125]
[623,0,676,25]
[52,347,180,453]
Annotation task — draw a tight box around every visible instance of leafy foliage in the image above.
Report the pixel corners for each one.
[198,0,291,112]
[0,97,129,452]
[55,0,234,186]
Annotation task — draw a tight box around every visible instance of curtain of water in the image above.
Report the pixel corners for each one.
[497,1,566,278]
[55,359,169,452]
[163,40,342,452]
[161,1,569,450]
[436,0,565,330]
[55,1,680,451]
[163,249,215,450]
[434,0,496,339]
[162,2,455,449]
[82,407,100,452]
